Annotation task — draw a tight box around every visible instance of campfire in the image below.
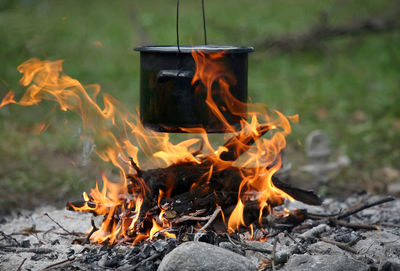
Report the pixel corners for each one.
[2,3,399,270]
[0,46,321,247]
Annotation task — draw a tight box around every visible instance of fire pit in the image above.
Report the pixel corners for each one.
[1,2,399,271]
[64,43,323,244]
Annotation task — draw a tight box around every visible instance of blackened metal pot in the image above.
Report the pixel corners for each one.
[134,45,254,133]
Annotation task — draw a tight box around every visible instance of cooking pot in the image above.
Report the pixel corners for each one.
[134,45,254,133]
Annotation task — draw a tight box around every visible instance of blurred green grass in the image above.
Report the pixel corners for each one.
[1,0,399,211]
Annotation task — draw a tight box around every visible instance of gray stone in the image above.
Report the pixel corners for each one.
[305,130,331,162]
[300,130,350,184]
[274,249,291,265]
[381,259,400,271]
[354,231,400,257]
[157,241,257,271]
[152,240,168,253]
[283,254,368,271]
[245,250,266,265]
[387,182,400,195]
[309,241,344,255]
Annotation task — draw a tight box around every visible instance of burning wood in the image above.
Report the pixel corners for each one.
[1,50,319,246]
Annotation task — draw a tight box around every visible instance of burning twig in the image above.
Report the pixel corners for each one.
[194,206,222,241]
[337,196,394,219]
[82,218,98,245]
[129,157,142,177]
[175,215,211,222]
[66,200,97,211]
[219,124,271,161]
[197,206,221,233]
[271,177,322,206]
[320,237,359,254]
[191,138,205,157]
[171,209,207,224]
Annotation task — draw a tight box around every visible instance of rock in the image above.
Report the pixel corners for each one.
[20,238,31,248]
[283,254,368,271]
[194,231,217,244]
[152,240,169,253]
[333,231,357,243]
[305,130,331,163]
[381,260,400,271]
[387,182,400,195]
[22,235,40,246]
[273,249,291,265]
[309,241,344,255]
[158,241,257,271]
[98,254,108,268]
[104,254,124,268]
[354,231,400,257]
[245,250,266,265]
[139,243,151,259]
[274,247,302,265]
[300,130,350,184]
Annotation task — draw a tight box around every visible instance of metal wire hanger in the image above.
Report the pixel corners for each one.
[176,0,208,53]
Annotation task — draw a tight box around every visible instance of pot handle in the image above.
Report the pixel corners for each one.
[156,70,194,83]
[176,0,207,53]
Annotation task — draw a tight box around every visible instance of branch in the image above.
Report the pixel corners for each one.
[219,124,271,161]
[256,13,400,52]
[337,196,394,220]
[320,237,359,254]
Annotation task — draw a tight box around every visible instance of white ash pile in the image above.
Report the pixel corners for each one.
[1,194,399,271]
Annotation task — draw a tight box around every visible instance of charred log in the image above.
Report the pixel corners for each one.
[219,124,271,161]
[67,124,321,237]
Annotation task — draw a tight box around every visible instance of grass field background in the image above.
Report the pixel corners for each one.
[1,0,399,211]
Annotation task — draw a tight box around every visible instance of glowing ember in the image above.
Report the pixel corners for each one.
[1,50,299,245]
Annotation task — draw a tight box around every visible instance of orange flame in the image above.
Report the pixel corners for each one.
[0,90,16,108]
[1,49,298,244]
[191,48,296,233]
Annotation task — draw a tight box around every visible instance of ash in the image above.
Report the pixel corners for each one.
[1,194,399,271]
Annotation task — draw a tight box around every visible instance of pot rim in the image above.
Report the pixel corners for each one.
[134,44,254,54]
